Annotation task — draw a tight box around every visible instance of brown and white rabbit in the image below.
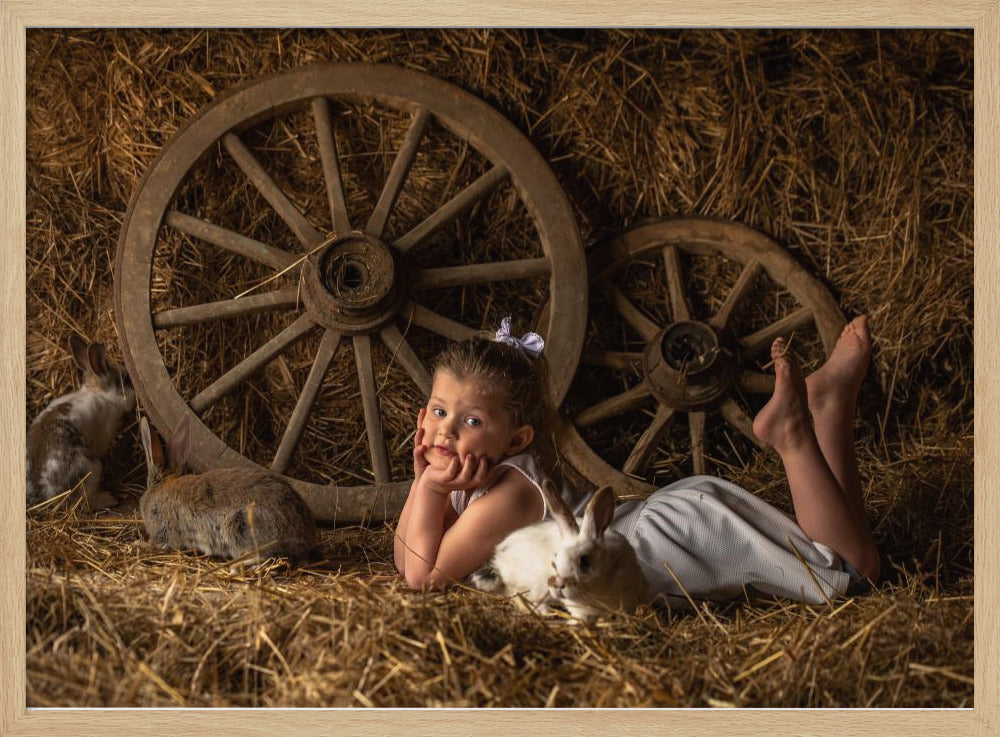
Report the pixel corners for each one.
[471,480,648,621]
[138,415,318,563]
[26,334,136,509]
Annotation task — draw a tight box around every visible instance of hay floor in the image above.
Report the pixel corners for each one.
[25,29,973,707]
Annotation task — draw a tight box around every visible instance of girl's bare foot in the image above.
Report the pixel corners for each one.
[805,315,872,417]
[752,337,815,453]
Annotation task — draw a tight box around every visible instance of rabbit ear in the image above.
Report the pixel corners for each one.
[139,416,164,473]
[167,415,192,469]
[580,486,616,541]
[87,344,108,377]
[540,478,578,538]
[69,334,90,372]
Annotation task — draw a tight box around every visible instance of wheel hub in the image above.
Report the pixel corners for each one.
[642,321,739,410]
[300,232,405,333]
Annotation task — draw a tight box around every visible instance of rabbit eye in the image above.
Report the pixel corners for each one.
[578,554,591,572]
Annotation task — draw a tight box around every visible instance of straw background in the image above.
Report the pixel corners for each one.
[24,28,972,708]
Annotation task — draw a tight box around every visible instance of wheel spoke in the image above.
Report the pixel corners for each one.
[393,164,509,254]
[622,403,675,477]
[709,259,763,331]
[271,328,342,474]
[689,410,707,475]
[353,334,391,484]
[661,245,690,322]
[596,279,661,342]
[365,106,432,239]
[222,132,326,248]
[403,301,479,342]
[411,257,550,290]
[573,382,652,427]
[718,397,765,448]
[311,96,352,234]
[580,348,643,371]
[739,306,815,358]
[737,369,776,395]
[152,287,300,330]
[379,322,433,396]
[163,211,300,272]
[189,314,317,415]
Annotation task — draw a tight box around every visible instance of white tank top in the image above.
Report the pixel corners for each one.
[449,452,577,522]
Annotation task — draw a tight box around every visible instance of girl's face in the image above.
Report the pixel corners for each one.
[420,370,533,471]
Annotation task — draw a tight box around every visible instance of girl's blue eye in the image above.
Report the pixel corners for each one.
[432,408,446,418]
[465,417,482,428]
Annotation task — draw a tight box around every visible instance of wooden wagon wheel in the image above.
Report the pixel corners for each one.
[114,63,586,523]
[555,217,846,498]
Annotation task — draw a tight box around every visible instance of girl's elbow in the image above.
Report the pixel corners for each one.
[403,571,419,589]
[404,568,429,590]
[404,568,448,590]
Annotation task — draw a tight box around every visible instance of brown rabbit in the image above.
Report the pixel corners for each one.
[138,415,318,563]
[26,334,135,509]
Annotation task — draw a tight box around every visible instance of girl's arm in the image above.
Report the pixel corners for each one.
[393,479,417,574]
[394,476,458,574]
[396,410,463,575]
[402,464,543,589]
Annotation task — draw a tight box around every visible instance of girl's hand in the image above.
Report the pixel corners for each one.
[419,453,495,496]
[413,408,429,481]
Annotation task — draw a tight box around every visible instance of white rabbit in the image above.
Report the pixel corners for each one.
[471,480,647,621]
[26,334,135,509]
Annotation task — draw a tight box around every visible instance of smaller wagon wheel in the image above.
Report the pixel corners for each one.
[115,64,586,523]
[556,217,846,498]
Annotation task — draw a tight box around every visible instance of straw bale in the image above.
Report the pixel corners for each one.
[26,28,972,707]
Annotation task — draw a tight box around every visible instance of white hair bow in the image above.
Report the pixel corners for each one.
[494,316,545,357]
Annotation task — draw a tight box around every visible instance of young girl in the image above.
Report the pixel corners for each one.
[396,315,880,607]
[394,318,562,589]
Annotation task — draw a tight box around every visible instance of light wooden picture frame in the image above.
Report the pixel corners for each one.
[1,2,995,735]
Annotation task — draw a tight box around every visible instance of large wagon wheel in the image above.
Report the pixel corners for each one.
[115,64,586,523]
[556,217,845,498]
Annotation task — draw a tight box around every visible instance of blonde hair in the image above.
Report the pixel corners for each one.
[434,331,559,476]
